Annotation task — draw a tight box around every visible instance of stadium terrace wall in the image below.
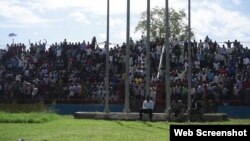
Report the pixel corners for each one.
[217,106,250,118]
[48,104,250,118]
[48,104,124,115]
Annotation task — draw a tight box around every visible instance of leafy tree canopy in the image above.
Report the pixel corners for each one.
[135,7,194,41]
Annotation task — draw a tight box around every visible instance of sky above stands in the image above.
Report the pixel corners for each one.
[0,0,250,49]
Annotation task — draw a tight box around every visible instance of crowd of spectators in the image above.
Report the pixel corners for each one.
[157,36,250,106]
[0,35,249,106]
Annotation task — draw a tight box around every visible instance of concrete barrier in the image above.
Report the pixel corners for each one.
[74,112,228,122]
[74,112,168,121]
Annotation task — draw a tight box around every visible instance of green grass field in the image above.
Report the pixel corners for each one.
[0,113,250,141]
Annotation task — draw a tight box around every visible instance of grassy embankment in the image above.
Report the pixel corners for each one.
[0,103,249,141]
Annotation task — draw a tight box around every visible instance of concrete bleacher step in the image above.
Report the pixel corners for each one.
[74,112,168,121]
[74,112,228,122]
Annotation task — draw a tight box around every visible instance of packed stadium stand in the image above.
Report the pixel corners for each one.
[0,35,250,112]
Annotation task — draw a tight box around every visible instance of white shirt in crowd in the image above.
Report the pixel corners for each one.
[243,57,250,65]
[15,74,22,81]
[32,87,38,96]
[142,99,154,109]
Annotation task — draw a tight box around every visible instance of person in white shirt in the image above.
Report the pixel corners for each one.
[243,57,249,69]
[139,96,154,121]
[32,86,38,98]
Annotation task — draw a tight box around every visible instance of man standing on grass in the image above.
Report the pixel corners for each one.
[139,96,154,121]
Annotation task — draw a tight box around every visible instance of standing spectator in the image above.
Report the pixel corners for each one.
[139,96,154,121]
[91,36,96,50]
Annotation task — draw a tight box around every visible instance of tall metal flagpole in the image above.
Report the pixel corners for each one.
[124,0,131,113]
[165,0,171,118]
[104,0,110,113]
[146,0,150,98]
[187,0,192,120]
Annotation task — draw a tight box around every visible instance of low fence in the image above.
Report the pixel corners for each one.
[48,104,124,115]
[1,98,250,118]
[47,104,250,118]
[217,106,250,118]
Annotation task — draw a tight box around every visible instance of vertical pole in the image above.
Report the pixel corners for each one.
[104,0,110,113]
[164,0,171,118]
[146,0,150,98]
[187,0,192,120]
[124,0,131,113]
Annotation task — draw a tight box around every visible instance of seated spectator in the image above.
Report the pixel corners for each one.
[139,96,154,121]
[171,99,185,118]
[191,98,204,121]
